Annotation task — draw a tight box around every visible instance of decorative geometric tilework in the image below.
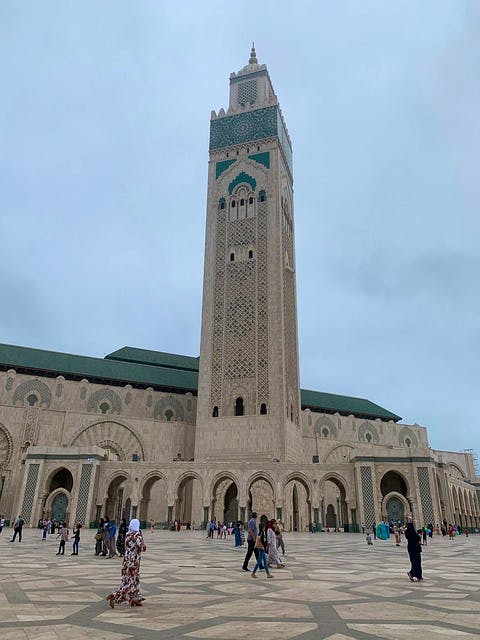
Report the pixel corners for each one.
[248,151,270,169]
[228,171,256,195]
[358,422,379,444]
[154,396,185,421]
[74,464,92,525]
[87,389,122,414]
[0,425,13,464]
[282,195,299,422]
[21,463,40,524]
[13,379,52,408]
[360,466,375,527]
[210,106,277,150]
[238,79,257,106]
[215,159,236,179]
[277,110,293,174]
[257,200,269,405]
[398,426,418,448]
[417,466,435,525]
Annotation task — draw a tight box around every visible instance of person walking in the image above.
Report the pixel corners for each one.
[102,517,110,555]
[95,519,104,556]
[405,516,423,582]
[242,511,258,572]
[106,519,146,608]
[117,518,127,557]
[42,519,48,541]
[275,521,286,556]
[0,515,5,533]
[71,524,81,555]
[234,521,243,547]
[267,519,284,568]
[10,515,24,542]
[56,522,69,555]
[108,519,117,558]
[251,523,274,579]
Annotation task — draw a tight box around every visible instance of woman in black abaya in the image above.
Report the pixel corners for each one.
[405,515,423,581]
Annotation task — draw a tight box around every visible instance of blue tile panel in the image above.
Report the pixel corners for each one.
[210,106,278,150]
[215,158,237,179]
[228,172,257,195]
[248,151,270,169]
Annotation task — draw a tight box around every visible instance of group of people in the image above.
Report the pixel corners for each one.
[241,512,286,578]
[95,517,129,558]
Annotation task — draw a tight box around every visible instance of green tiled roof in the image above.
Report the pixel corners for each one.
[0,343,401,421]
[105,347,199,372]
[0,343,198,393]
[301,388,401,422]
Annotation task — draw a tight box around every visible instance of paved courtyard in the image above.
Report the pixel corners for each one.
[0,529,479,639]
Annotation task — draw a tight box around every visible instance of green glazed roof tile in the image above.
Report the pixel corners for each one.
[0,343,401,420]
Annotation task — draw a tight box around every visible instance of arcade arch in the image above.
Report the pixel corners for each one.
[321,474,348,531]
[174,472,203,526]
[104,472,131,523]
[284,474,312,532]
[247,473,275,521]
[139,473,168,525]
[210,473,240,523]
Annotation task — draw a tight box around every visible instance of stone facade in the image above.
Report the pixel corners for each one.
[0,49,479,531]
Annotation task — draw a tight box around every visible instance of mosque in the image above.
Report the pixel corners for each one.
[0,48,478,531]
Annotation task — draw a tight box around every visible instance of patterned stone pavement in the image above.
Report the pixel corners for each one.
[0,529,479,639]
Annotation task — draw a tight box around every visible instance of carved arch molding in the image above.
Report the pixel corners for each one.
[0,424,14,465]
[70,421,145,461]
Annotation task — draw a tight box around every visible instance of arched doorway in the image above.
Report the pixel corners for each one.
[326,504,336,529]
[322,475,348,531]
[43,468,74,522]
[380,471,408,498]
[211,476,239,523]
[247,475,275,521]
[284,476,311,532]
[49,468,74,493]
[386,495,405,523]
[175,474,203,526]
[139,475,168,526]
[105,474,129,523]
[51,492,68,522]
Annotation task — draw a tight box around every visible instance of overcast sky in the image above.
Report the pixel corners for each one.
[0,1,479,455]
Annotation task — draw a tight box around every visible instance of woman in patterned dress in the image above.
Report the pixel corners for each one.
[106,519,146,608]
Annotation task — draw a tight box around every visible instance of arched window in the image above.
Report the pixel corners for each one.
[260,403,267,415]
[164,409,174,422]
[99,402,110,414]
[212,406,219,417]
[365,432,372,443]
[240,198,245,206]
[259,190,266,203]
[230,252,235,262]
[231,200,236,208]
[219,198,226,210]
[405,437,411,447]
[248,250,254,259]
[27,394,38,407]
[234,397,244,416]
[249,197,253,205]
[322,427,329,438]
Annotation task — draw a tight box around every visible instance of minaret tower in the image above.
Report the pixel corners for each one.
[195,46,302,463]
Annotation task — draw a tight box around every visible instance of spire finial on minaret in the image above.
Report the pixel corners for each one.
[249,42,258,65]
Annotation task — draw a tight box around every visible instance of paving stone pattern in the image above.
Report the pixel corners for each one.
[0,530,479,639]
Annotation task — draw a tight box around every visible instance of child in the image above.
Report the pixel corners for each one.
[366,532,373,545]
